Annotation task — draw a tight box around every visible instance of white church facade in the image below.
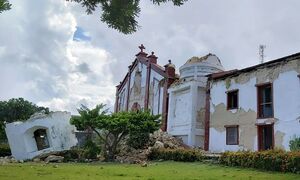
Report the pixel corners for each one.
[115,45,300,152]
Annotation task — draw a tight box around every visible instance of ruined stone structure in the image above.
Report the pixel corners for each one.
[115,45,300,152]
[5,111,77,160]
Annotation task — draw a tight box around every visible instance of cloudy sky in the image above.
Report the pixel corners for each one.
[0,0,299,114]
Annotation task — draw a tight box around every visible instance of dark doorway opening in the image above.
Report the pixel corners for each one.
[258,124,274,151]
[34,129,50,151]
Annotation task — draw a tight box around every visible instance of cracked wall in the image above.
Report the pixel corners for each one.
[210,103,257,150]
[231,58,300,85]
[196,108,205,129]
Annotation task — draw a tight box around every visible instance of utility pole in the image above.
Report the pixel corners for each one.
[259,45,266,64]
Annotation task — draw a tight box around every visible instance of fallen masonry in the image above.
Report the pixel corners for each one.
[116,130,189,164]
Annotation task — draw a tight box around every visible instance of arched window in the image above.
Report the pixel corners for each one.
[34,129,50,150]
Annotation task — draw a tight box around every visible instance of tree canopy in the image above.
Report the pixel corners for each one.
[71,104,160,161]
[1,0,187,34]
[67,0,188,34]
[0,0,11,13]
[0,98,50,140]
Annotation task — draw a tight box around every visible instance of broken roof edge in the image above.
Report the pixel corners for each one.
[184,53,214,65]
[5,111,71,126]
[207,51,300,81]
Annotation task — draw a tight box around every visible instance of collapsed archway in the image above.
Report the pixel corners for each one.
[33,129,50,151]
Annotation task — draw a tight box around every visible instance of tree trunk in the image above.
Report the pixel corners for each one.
[104,134,119,162]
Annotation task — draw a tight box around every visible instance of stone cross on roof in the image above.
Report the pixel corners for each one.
[139,44,145,52]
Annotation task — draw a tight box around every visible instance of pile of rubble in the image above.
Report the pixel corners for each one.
[116,130,187,164]
[0,156,23,164]
[0,154,65,165]
[149,130,187,149]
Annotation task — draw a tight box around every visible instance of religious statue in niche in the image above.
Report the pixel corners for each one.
[132,67,142,97]
[131,102,141,112]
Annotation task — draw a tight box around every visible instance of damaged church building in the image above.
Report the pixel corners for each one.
[5,112,78,160]
[115,45,300,152]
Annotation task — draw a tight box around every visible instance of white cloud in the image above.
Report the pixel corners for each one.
[1,0,300,114]
[0,0,116,114]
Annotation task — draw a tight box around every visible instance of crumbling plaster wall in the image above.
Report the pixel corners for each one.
[5,112,77,160]
[167,80,206,147]
[209,59,300,152]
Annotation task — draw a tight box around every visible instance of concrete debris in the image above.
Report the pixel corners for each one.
[44,155,64,163]
[33,158,41,163]
[153,141,164,149]
[116,130,187,164]
[0,156,21,164]
[149,129,186,149]
[140,161,148,167]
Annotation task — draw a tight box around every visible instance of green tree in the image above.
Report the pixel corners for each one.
[67,0,188,34]
[127,110,160,149]
[289,135,300,151]
[71,104,160,161]
[0,98,50,140]
[0,0,11,13]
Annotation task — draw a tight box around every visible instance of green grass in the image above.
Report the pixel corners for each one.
[0,161,299,180]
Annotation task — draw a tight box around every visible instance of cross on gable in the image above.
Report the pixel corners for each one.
[139,44,145,52]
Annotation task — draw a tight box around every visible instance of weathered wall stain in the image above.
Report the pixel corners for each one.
[196,108,205,129]
[219,59,300,85]
[210,103,257,150]
[275,131,285,149]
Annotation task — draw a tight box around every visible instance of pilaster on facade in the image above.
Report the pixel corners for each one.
[125,66,132,111]
[144,59,151,110]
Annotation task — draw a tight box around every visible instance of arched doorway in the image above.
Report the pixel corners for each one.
[34,129,50,151]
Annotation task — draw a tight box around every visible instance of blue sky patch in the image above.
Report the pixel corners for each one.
[73,26,91,42]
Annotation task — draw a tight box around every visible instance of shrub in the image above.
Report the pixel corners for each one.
[127,132,150,149]
[220,150,300,173]
[58,143,100,162]
[127,111,161,149]
[0,144,11,157]
[82,140,101,159]
[289,136,300,152]
[148,148,203,162]
[59,148,84,162]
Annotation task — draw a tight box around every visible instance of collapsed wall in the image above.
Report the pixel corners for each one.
[5,111,77,160]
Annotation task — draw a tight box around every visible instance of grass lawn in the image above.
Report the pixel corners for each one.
[0,161,299,180]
